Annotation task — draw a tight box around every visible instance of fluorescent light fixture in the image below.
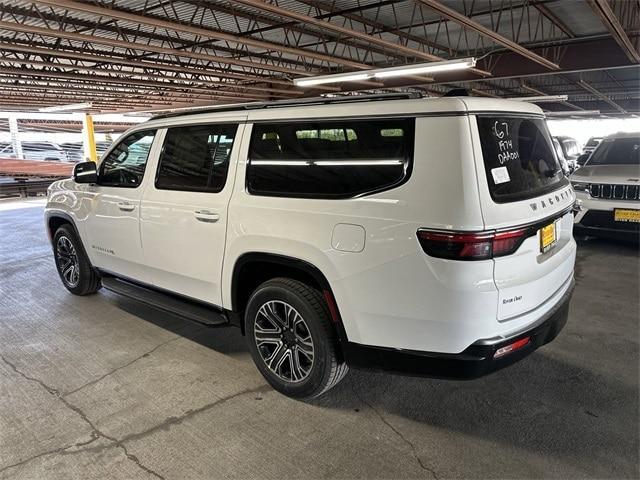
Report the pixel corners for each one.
[293,57,476,87]
[123,112,154,118]
[374,58,476,79]
[294,73,371,87]
[510,95,568,103]
[39,102,93,112]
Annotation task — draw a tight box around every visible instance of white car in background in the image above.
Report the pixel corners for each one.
[21,142,69,162]
[572,132,640,240]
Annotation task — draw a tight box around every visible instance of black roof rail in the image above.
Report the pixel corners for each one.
[152,92,422,120]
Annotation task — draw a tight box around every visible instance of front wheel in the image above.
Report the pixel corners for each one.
[245,278,348,398]
[53,225,101,295]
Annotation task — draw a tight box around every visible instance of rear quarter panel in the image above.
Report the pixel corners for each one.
[224,116,498,353]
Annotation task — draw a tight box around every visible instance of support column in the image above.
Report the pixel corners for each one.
[8,115,23,159]
[82,113,97,162]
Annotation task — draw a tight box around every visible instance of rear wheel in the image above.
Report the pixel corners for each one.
[245,278,348,398]
[53,225,101,295]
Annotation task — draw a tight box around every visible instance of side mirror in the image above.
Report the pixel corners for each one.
[576,153,589,166]
[73,161,98,184]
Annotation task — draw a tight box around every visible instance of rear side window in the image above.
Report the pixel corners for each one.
[156,124,237,192]
[247,119,414,198]
[477,116,567,203]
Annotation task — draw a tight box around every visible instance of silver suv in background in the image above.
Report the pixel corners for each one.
[572,132,640,240]
[21,142,69,162]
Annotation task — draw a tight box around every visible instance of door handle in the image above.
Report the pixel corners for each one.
[194,210,220,223]
[117,202,135,212]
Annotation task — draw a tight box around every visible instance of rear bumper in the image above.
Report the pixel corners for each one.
[343,279,574,379]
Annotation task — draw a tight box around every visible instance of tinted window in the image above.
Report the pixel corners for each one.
[247,119,414,198]
[156,124,237,192]
[98,130,155,188]
[477,116,567,203]
[587,137,640,166]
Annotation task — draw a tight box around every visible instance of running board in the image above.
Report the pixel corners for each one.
[102,277,229,327]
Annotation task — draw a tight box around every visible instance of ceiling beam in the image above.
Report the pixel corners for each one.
[415,0,560,70]
[0,2,308,71]
[0,20,308,77]
[0,58,297,99]
[416,38,636,86]
[177,0,400,63]
[577,79,629,114]
[0,42,303,92]
[0,82,261,109]
[15,121,137,133]
[0,83,201,103]
[532,1,575,38]
[232,0,490,77]
[0,96,163,108]
[587,0,640,63]
[293,0,454,56]
[519,82,583,110]
[0,67,272,101]
[32,0,369,70]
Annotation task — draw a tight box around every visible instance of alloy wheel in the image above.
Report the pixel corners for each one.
[56,236,80,288]
[254,300,314,383]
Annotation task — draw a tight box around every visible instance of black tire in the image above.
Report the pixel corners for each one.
[53,225,101,295]
[245,278,348,399]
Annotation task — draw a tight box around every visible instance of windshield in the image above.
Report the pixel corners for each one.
[587,137,640,166]
[477,116,567,203]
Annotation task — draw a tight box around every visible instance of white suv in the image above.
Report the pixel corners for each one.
[45,94,576,398]
[571,132,640,240]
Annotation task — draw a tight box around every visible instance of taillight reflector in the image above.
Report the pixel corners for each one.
[417,228,527,260]
[494,337,531,358]
[323,290,340,324]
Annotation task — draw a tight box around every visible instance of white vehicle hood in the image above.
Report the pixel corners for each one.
[572,165,640,184]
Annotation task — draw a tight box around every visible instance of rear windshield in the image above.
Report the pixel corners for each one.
[477,116,567,203]
[586,137,640,166]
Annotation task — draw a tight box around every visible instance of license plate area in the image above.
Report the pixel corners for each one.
[539,222,558,253]
[614,209,640,223]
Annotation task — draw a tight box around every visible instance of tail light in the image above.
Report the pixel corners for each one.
[417,228,528,260]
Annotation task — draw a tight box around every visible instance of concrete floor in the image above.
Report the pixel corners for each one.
[0,198,638,480]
